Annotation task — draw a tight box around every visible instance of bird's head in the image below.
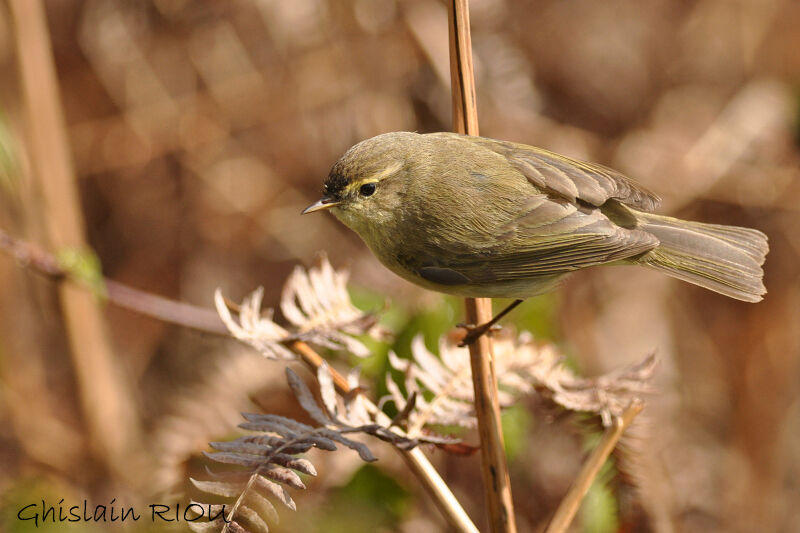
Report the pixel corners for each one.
[302,132,419,234]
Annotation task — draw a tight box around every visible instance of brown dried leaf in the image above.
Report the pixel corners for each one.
[211,436,315,456]
[387,331,656,431]
[254,475,296,511]
[268,454,317,476]
[187,521,222,533]
[203,451,266,468]
[187,503,229,533]
[190,478,242,498]
[244,491,279,525]
[214,289,294,361]
[216,256,388,363]
[241,413,315,434]
[259,465,305,490]
[186,503,232,531]
[493,332,657,426]
[227,522,248,533]
[235,504,269,533]
[342,369,372,426]
[316,362,338,420]
[390,390,417,428]
[279,254,386,356]
[285,367,334,426]
[318,428,377,462]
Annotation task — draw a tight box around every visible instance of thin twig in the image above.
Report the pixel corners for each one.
[447,1,517,532]
[0,227,228,334]
[545,401,645,533]
[8,0,141,478]
[105,280,227,334]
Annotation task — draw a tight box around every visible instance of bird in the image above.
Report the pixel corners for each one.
[302,132,768,344]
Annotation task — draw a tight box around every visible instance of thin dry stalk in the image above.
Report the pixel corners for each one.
[289,340,479,533]
[7,0,141,478]
[545,401,645,533]
[447,1,517,531]
[0,228,228,334]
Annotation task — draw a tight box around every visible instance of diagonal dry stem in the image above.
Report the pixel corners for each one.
[545,401,644,533]
[447,1,517,532]
[289,340,479,533]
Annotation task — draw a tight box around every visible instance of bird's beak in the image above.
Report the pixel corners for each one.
[302,196,341,215]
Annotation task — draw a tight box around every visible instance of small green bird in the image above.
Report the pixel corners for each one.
[303,132,768,342]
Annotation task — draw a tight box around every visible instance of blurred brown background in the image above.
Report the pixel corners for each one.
[0,0,798,532]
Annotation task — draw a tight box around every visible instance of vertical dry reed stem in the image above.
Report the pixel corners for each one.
[289,340,479,533]
[447,1,517,532]
[545,401,644,533]
[8,0,141,478]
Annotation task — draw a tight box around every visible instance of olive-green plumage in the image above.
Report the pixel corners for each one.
[303,132,768,302]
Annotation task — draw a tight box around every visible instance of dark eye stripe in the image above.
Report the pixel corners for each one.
[359,182,376,196]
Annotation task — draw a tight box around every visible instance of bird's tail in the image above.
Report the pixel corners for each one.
[636,213,768,302]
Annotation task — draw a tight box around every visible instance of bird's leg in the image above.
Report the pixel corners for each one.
[457,299,524,347]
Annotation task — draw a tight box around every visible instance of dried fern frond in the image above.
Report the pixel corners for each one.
[281,254,386,356]
[192,364,454,532]
[215,255,386,360]
[216,288,295,361]
[387,331,656,433]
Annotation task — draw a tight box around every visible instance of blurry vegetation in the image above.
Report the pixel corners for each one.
[579,466,618,533]
[273,464,412,533]
[0,0,799,532]
[500,404,532,463]
[320,464,412,531]
[0,109,18,193]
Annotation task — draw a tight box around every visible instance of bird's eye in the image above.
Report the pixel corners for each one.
[359,182,376,197]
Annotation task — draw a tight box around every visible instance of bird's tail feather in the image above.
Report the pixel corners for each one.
[637,213,768,302]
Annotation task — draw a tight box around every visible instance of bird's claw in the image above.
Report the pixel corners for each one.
[456,322,503,347]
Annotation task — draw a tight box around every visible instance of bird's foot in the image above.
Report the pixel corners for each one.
[456,322,503,347]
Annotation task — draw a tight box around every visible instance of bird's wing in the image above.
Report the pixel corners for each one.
[414,196,659,286]
[442,133,661,211]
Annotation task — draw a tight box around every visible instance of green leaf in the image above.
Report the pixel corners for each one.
[501,404,532,463]
[281,464,411,533]
[333,464,410,521]
[393,295,461,358]
[578,454,619,533]
[0,109,20,195]
[498,292,559,341]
